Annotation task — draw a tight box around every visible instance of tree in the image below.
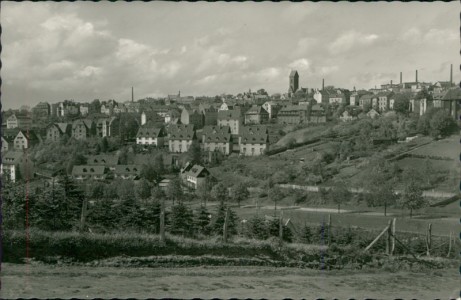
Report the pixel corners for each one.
[269,187,284,212]
[245,215,269,240]
[339,140,353,161]
[66,152,87,174]
[188,140,203,165]
[257,88,268,96]
[211,182,228,204]
[136,178,152,202]
[143,199,162,233]
[87,182,105,199]
[151,186,166,201]
[104,181,119,199]
[267,218,293,242]
[393,92,412,115]
[87,198,118,231]
[328,181,351,213]
[166,177,183,205]
[364,160,399,216]
[300,223,313,244]
[100,137,109,153]
[209,202,238,236]
[118,147,129,165]
[3,182,28,229]
[32,177,82,231]
[117,180,136,201]
[429,109,457,138]
[196,175,214,206]
[401,180,426,218]
[231,183,249,207]
[117,195,144,230]
[169,202,194,236]
[195,206,211,235]
[140,163,159,182]
[153,154,165,175]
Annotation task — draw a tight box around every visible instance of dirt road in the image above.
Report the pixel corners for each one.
[1,263,458,299]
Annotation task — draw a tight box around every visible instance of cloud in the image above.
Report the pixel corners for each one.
[329,31,379,55]
[319,65,339,76]
[295,37,317,56]
[400,27,457,45]
[281,3,317,24]
[289,58,311,71]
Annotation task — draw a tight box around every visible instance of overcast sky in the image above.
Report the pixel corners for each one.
[1,1,459,109]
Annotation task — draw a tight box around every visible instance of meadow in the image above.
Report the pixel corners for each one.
[3,264,458,299]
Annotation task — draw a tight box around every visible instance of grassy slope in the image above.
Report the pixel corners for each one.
[3,264,459,299]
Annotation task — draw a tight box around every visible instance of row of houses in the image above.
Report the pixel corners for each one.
[136,123,271,157]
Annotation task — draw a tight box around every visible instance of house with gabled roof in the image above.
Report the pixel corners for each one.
[2,136,12,153]
[199,105,218,126]
[180,107,203,129]
[141,110,164,126]
[180,163,211,190]
[238,125,269,156]
[441,87,461,119]
[201,125,232,155]
[46,123,72,142]
[359,94,374,108]
[309,104,327,123]
[376,91,394,112]
[366,109,380,119]
[1,151,34,182]
[72,165,108,180]
[217,109,242,135]
[244,105,269,125]
[7,114,32,129]
[114,165,141,180]
[72,119,96,140]
[14,129,39,150]
[87,154,119,171]
[136,125,166,147]
[167,124,196,153]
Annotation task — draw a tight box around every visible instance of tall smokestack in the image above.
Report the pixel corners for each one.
[415,70,418,83]
[391,80,393,86]
[450,64,453,85]
[322,79,324,90]
[131,87,134,102]
[400,72,402,84]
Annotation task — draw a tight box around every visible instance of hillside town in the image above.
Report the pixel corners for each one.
[1,65,459,186]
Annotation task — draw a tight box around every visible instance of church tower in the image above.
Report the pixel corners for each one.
[289,70,299,95]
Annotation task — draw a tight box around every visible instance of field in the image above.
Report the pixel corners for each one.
[234,207,458,237]
[410,135,459,159]
[276,124,332,147]
[2,263,458,299]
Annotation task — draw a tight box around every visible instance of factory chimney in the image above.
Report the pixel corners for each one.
[450,64,453,85]
[131,87,134,102]
[415,70,418,83]
[400,72,402,84]
[322,79,324,91]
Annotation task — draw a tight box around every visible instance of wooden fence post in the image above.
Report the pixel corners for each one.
[386,219,392,255]
[79,197,88,232]
[160,200,165,244]
[223,207,230,243]
[390,218,396,255]
[327,214,331,246]
[279,210,284,242]
[426,223,432,256]
[447,231,453,258]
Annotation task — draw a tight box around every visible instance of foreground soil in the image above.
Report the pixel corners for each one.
[1,263,459,299]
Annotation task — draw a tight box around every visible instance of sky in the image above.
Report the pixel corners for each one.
[1,1,460,109]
